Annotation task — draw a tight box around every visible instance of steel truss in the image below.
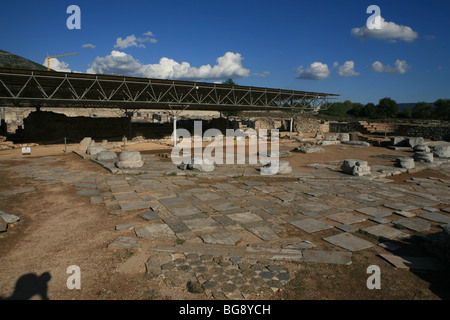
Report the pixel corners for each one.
[0,68,338,112]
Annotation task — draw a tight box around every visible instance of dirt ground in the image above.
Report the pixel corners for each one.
[0,142,449,301]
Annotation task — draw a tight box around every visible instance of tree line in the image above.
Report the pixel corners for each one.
[319,98,450,120]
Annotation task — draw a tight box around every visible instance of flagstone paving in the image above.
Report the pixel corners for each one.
[1,155,450,299]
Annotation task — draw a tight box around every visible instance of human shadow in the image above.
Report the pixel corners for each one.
[0,272,51,300]
[376,230,450,299]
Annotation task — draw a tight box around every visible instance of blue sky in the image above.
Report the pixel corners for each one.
[1,0,449,104]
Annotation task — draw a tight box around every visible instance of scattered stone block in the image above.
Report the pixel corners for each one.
[378,254,447,271]
[96,150,118,161]
[108,236,139,249]
[78,137,93,153]
[0,211,20,224]
[324,135,338,141]
[187,158,215,172]
[115,151,144,169]
[119,200,149,211]
[323,233,374,252]
[341,141,370,147]
[337,133,350,142]
[295,145,324,154]
[414,145,430,152]
[433,145,450,158]
[407,137,424,148]
[0,216,7,232]
[396,157,415,169]
[319,140,341,146]
[86,146,105,155]
[115,224,133,231]
[391,136,407,146]
[413,152,433,163]
[341,159,371,176]
[260,161,292,175]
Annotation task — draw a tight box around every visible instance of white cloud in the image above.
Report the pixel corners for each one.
[86,51,250,80]
[114,35,146,49]
[351,16,418,42]
[337,61,360,77]
[43,58,71,72]
[370,59,410,74]
[143,31,155,37]
[295,62,330,80]
[82,43,96,49]
[253,71,270,78]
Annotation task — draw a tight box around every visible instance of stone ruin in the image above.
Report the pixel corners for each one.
[115,150,144,169]
[341,159,371,176]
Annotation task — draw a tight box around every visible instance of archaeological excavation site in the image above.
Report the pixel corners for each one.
[0,67,449,303]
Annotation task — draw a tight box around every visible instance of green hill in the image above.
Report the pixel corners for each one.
[0,49,47,71]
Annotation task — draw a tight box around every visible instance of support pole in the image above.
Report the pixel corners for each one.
[173,115,177,147]
[289,118,293,140]
[64,137,67,153]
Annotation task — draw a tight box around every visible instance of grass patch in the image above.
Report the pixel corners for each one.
[175,238,185,245]
[141,288,160,300]
[166,172,177,176]
[393,223,407,230]
[113,249,134,261]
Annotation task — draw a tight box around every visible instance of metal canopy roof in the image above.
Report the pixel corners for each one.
[0,68,338,112]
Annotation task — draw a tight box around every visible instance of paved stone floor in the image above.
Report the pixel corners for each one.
[1,154,450,299]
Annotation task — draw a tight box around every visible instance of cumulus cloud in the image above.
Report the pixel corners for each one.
[43,58,71,72]
[370,59,410,74]
[253,71,270,78]
[114,35,145,49]
[82,43,96,49]
[86,51,250,80]
[351,16,418,42]
[295,62,330,80]
[143,31,155,37]
[337,61,360,77]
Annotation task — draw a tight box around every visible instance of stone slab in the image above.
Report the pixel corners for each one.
[200,232,240,245]
[0,187,35,196]
[323,233,374,252]
[75,189,99,196]
[183,218,222,233]
[303,250,352,265]
[369,217,390,224]
[0,211,20,224]
[115,224,133,231]
[327,212,366,225]
[419,212,450,224]
[356,207,392,218]
[335,224,358,233]
[290,218,333,233]
[135,224,175,238]
[194,192,223,202]
[394,217,430,232]
[227,212,263,224]
[114,192,140,201]
[169,206,202,217]
[378,254,447,271]
[139,211,160,221]
[108,236,139,248]
[246,226,280,241]
[362,224,409,240]
[119,201,149,211]
[209,202,242,212]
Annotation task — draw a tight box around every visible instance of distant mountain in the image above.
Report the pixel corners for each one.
[0,49,47,71]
